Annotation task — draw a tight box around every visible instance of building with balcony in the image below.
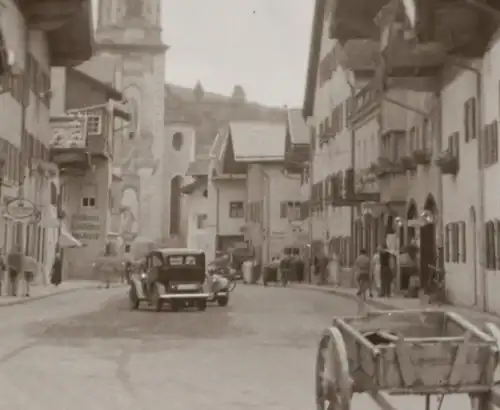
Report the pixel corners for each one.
[49,65,129,279]
[0,0,93,286]
[327,0,500,308]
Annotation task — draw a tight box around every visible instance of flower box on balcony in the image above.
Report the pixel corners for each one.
[374,157,392,178]
[399,155,416,171]
[436,150,459,175]
[412,149,432,165]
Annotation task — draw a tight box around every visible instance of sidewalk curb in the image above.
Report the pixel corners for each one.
[290,284,402,311]
[0,284,101,307]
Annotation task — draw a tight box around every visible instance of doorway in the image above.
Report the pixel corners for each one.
[420,195,437,292]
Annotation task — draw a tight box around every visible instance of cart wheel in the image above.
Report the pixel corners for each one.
[315,326,352,410]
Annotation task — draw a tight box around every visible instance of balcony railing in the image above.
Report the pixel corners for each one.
[348,83,381,121]
[49,115,90,174]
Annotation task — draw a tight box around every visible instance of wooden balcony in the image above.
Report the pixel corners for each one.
[18,0,94,66]
[347,82,382,123]
[49,115,90,175]
[329,0,390,42]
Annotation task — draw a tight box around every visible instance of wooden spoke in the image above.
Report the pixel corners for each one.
[315,327,352,410]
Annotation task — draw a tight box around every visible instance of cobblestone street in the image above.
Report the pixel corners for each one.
[0,284,488,409]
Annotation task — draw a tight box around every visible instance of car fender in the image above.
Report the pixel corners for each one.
[130,277,145,299]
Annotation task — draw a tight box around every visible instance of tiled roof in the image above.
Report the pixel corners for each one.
[75,55,119,86]
[186,157,210,176]
[287,109,310,145]
[50,116,86,149]
[229,121,286,162]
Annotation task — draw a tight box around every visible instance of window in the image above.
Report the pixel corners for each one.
[229,201,244,218]
[445,224,451,262]
[172,132,184,151]
[86,115,102,135]
[448,132,460,157]
[486,221,496,269]
[196,214,207,229]
[81,184,97,208]
[280,201,301,220]
[460,221,466,263]
[483,121,498,167]
[464,97,477,142]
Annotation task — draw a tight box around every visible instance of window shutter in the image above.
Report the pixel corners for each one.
[464,100,469,142]
[445,224,450,262]
[460,221,466,263]
[492,121,498,164]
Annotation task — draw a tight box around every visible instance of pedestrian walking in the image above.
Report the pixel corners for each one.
[371,247,381,296]
[51,252,62,287]
[0,247,6,295]
[7,245,23,296]
[294,249,305,283]
[354,249,371,299]
[279,250,292,286]
[379,243,393,298]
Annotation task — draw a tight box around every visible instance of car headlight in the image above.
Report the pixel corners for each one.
[140,273,147,280]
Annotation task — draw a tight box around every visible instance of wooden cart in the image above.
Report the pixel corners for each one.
[315,309,500,410]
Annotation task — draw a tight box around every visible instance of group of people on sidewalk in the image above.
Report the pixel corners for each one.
[354,242,420,300]
[0,247,63,298]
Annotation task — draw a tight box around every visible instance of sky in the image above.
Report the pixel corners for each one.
[91,1,314,107]
[161,0,314,107]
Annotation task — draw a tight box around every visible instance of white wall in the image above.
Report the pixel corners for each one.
[440,65,480,308]
[185,187,211,256]
[481,35,500,314]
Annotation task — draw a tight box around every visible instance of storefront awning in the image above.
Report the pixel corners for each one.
[60,227,83,248]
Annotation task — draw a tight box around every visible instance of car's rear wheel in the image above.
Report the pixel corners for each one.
[129,286,140,310]
[217,295,229,307]
[196,299,207,311]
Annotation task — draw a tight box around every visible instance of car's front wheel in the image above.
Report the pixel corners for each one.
[217,295,229,307]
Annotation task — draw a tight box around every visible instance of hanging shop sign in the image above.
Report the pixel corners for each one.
[4,198,36,221]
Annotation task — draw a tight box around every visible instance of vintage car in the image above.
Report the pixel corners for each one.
[206,263,237,306]
[128,248,209,312]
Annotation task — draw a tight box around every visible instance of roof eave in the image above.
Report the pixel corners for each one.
[302,0,327,119]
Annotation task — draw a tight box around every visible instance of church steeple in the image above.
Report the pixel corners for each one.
[97,0,162,34]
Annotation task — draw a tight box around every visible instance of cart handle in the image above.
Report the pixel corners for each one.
[445,311,495,343]
[335,318,381,356]
[377,331,466,344]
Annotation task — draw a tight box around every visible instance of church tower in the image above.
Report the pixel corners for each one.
[96,0,167,243]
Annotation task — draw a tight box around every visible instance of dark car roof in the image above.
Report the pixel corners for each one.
[154,248,204,256]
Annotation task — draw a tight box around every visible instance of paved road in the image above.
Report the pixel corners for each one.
[0,284,484,409]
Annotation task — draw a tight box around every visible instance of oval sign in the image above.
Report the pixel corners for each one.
[5,198,36,220]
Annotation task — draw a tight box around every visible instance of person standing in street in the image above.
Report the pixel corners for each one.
[294,249,305,283]
[379,243,393,298]
[51,251,62,287]
[7,245,23,296]
[354,249,371,299]
[0,248,6,295]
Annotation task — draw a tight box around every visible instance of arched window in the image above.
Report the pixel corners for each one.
[172,132,184,151]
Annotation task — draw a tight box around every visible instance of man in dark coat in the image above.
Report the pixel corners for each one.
[8,245,23,296]
[51,252,62,287]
